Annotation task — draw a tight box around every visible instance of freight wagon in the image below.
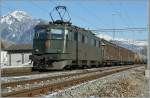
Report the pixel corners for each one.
[101,39,135,66]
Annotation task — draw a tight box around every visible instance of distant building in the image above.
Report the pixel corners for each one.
[1,42,8,66]
[5,44,33,66]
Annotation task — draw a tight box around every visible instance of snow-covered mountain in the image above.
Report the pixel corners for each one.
[0,11,47,44]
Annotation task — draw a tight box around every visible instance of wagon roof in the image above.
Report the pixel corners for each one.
[101,39,135,53]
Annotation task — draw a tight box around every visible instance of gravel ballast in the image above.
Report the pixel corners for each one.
[44,66,149,97]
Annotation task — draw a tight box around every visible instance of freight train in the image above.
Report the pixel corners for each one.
[29,20,141,71]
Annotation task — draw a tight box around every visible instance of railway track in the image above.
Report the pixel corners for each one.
[1,66,121,88]
[1,66,114,77]
[1,67,33,77]
[1,65,141,97]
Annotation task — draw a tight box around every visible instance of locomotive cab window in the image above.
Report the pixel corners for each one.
[82,34,85,43]
[50,29,64,39]
[74,32,78,41]
[96,40,99,47]
[35,29,47,39]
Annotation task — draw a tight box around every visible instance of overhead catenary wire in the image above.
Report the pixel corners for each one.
[90,28,147,32]
[103,0,147,56]
[106,0,147,55]
[106,1,124,41]
[117,0,139,52]
[2,1,147,38]
[78,3,107,28]
[1,1,96,29]
[107,0,134,28]
[29,1,50,13]
[29,0,148,36]
[107,0,139,44]
[29,0,96,27]
[118,1,136,28]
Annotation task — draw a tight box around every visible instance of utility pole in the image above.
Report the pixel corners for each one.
[145,0,150,78]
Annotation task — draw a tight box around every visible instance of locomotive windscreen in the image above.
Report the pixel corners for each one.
[33,27,66,53]
[34,28,64,39]
[51,29,64,39]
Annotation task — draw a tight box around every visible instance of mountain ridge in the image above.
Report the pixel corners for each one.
[0,10,42,44]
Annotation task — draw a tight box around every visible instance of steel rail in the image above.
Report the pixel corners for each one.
[1,65,141,97]
[1,66,122,88]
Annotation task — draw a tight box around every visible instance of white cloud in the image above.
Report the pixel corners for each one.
[96,34,112,41]
[116,38,147,46]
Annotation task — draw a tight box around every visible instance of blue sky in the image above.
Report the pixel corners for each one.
[1,0,148,41]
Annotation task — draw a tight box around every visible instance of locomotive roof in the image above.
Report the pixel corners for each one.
[34,20,94,35]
